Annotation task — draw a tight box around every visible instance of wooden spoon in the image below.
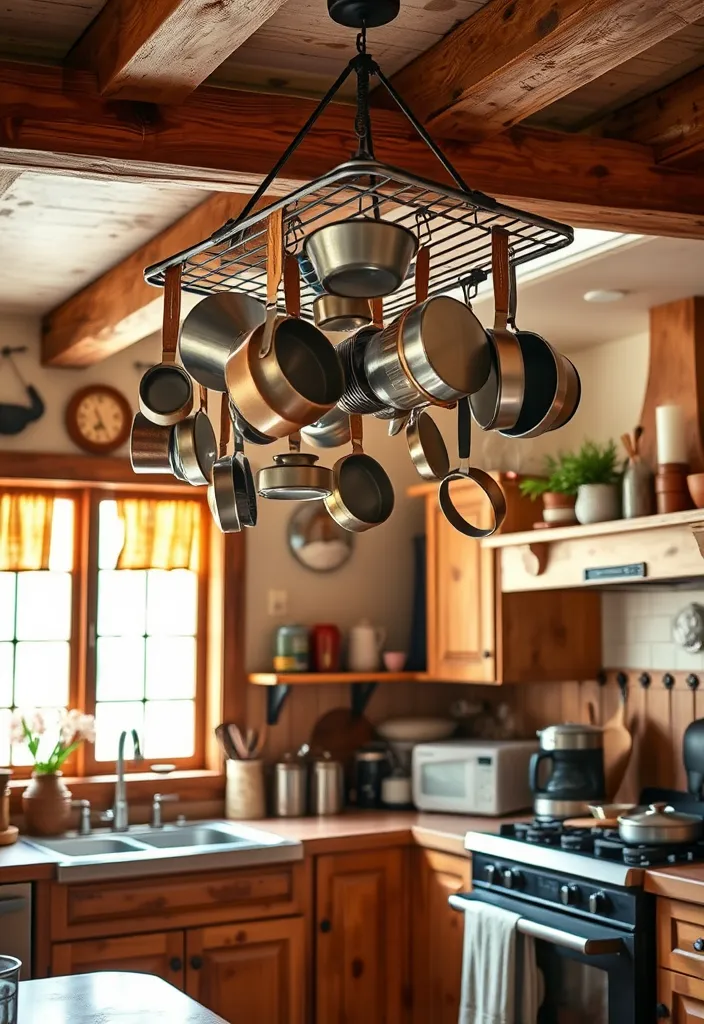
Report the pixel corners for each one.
[602,687,633,800]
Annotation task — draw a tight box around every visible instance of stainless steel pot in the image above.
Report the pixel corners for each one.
[257,433,333,501]
[304,218,418,299]
[169,387,217,486]
[301,406,351,449]
[208,395,257,532]
[313,294,372,333]
[324,414,394,533]
[337,328,386,415]
[618,803,703,845]
[179,292,266,392]
[129,413,174,474]
[549,355,581,431]
[139,265,194,427]
[225,219,343,438]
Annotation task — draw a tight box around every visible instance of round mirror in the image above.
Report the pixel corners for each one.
[288,502,354,573]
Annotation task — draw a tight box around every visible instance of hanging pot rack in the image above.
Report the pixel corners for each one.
[144,21,574,320]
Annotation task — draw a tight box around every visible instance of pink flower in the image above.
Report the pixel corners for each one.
[59,709,96,747]
[76,714,96,745]
[29,711,46,736]
[9,713,25,746]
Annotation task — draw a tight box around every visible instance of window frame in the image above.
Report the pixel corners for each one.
[0,454,228,785]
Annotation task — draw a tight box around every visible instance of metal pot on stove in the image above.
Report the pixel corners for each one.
[529,723,605,820]
[617,803,703,845]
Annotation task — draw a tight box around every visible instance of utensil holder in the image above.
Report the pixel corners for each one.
[0,956,21,1024]
[225,759,266,820]
[656,462,691,513]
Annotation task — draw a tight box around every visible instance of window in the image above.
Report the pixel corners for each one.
[0,487,208,776]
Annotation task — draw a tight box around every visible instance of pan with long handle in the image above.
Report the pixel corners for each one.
[439,397,506,538]
[139,265,194,426]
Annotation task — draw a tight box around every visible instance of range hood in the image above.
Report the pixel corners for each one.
[483,509,704,592]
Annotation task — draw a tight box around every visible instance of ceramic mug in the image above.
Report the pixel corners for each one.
[348,619,386,672]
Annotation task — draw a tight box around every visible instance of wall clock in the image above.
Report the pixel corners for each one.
[65,385,133,455]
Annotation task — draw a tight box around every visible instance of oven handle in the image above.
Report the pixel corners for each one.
[448,894,624,956]
[0,897,28,916]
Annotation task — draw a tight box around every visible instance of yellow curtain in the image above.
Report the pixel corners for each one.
[0,492,55,570]
[116,498,200,572]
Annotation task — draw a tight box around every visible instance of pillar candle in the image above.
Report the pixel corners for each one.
[656,404,687,465]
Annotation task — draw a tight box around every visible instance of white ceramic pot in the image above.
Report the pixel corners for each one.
[347,619,386,672]
[575,483,621,525]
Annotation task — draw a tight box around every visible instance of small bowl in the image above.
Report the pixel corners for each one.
[383,651,407,672]
[688,473,704,508]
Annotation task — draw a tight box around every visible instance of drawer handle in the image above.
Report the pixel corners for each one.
[320,919,332,934]
[694,938,704,952]
[656,1004,670,1019]
[169,957,183,972]
[190,955,203,971]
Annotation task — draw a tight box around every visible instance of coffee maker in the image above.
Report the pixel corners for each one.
[529,723,605,820]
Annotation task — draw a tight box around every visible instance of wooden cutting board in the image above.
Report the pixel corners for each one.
[602,688,633,800]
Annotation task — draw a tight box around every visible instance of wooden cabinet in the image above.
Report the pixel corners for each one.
[186,918,305,1024]
[315,847,408,1024]
[420,475,602,683]
[658,968,704,1021]
[658,898,704,980]
[52,931,185,989]
[412,849,470,1024]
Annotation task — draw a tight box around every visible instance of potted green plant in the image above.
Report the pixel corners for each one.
[10,709,95,836]
[519,453,580,525]
[568,440,621,524]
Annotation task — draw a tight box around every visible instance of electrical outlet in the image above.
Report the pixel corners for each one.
[268,589,288,616]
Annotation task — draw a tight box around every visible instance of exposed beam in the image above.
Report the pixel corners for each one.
[382,0,704,138]
[600,65,704,171]
[42,192,254,367]
[68,0,290,104]
[2,62,704,239]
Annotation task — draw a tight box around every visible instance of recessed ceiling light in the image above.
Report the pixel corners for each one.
[583,289,628,303]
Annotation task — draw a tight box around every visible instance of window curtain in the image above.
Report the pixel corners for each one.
[0,492,55,570]
[116,498,200,572]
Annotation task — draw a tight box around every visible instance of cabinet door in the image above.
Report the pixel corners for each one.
[316,847,407,1024]
[658,968,704,1021]
[186,917,304,1024]
[427,489,496,681]
[51,931,185,989]
[412,849,471,1024]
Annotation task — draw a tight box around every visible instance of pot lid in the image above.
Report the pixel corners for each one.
[618,802,702,828]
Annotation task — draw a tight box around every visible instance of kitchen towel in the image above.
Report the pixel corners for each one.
[458,901,539,1024]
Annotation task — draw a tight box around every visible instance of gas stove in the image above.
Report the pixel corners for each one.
[466,817,704,887]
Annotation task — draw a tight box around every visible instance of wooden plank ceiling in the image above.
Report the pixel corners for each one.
[1,0,704,366]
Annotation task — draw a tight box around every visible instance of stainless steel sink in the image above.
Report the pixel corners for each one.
[23,821,302,883]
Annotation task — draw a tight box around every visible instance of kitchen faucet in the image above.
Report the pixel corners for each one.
[112,729,143,831]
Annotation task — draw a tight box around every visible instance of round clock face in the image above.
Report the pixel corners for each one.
[65,386,132,455]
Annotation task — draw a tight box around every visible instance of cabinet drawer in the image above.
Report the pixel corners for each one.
[658,968,704,1021]
[50,862,305,940]
[658,899,704,978]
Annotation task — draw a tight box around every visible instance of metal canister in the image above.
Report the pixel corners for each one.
[273,624,309,672]
[273,755,308,817]
[622,459,655,519]
[310,753,344,816]
[355,747,391,808]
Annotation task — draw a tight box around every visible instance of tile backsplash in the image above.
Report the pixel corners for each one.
[602,588,704,670]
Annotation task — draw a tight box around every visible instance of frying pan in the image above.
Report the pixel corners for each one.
[406,407,449,482]
[469,228,524,431]
[498,263,570,439]
[170,386,217,486]
[209,395,257,532]
[139,265,194,426]
[438,398,507,538]
[324,414,395,533]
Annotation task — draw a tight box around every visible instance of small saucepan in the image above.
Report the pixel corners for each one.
[618,803,703,845]
[438,397,507,538]
[129,413,174,475]
[208,395,257,532]
[179,292,266,392]
[469,228,524,431]
[257,431,333,501]
[324,414,395,533]
[139,265,194,426]
[170,386,217,487]
[225,214,344,438]
[304,217,418,299]
[313,294,372,333]
[406,407,449,482]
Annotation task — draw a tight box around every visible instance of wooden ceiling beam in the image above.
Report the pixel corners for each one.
[3,62,704,241]
[599,65,704,171]
[42,192,254,367]
[68,0,290,103]
[381,0,704,138]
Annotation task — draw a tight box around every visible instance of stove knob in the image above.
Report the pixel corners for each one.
[588,891,610,915]
[484,864,498,885]
[503,868,523,890]
[559,884,581,906]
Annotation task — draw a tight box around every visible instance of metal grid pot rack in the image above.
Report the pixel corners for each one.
[144,37,574,319]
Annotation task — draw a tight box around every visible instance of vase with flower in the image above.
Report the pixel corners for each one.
[10,709,96,836]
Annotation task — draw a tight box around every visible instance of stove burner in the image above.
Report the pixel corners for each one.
[560,829,596,853]
[525,824,562,846]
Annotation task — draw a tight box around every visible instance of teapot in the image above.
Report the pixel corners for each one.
[348,619,386,672]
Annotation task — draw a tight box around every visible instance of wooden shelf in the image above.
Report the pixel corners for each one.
[481,507,704,548]
[248,671,426,686]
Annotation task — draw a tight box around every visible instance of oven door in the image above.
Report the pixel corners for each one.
[450,891,650,1024]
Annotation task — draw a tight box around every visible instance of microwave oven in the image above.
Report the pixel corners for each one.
[412,739,539,815]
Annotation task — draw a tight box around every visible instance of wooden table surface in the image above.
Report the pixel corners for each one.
[19,973,227,1022]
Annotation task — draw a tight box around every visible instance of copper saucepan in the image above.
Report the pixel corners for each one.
[324,414,394,533]
[225,211,344,439]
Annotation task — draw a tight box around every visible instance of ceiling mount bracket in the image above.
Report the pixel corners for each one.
[351,681,378,717]
[327,0,399,29]
[266,683,291,726]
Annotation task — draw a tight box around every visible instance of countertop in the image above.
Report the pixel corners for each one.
[645,863,704,902]
[18,972,227,1022]
[0,836,56,882]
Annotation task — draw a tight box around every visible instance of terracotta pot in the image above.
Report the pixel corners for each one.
[541,492,577,525]
[542,492,576,510]
[22,772,72,836]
